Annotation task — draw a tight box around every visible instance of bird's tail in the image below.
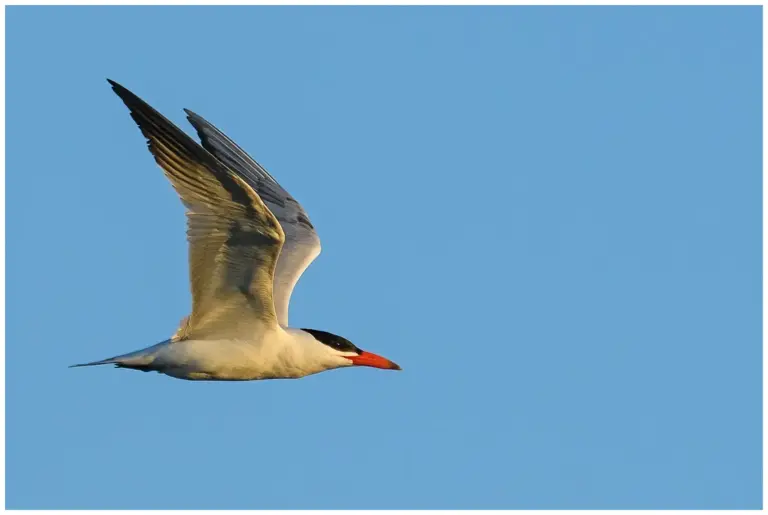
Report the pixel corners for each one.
[69,357,119,368]
[70,340,169,371]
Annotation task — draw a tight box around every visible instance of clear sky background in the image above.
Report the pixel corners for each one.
[6,6,761,509]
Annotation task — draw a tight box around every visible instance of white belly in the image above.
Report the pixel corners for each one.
[152,336,316,381]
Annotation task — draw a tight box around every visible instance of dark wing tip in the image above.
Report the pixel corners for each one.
[106,79,198,159]
[184,108,209,134]
[184,109,208,133]
[106,78,131,99]
[106,78,153,116]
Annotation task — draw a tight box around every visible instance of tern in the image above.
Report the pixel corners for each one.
[71,80,401,381]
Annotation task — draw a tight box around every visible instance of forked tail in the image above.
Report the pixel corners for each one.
[70,340,169,371]
[69,357,119,368]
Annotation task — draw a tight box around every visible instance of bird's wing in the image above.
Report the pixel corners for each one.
[109,80,285,340]
[184,110,321,327]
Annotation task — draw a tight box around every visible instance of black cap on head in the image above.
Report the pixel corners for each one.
[302,329,361,354]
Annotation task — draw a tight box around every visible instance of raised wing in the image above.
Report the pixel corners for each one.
[184,110,321,327]
[108,80,285,340]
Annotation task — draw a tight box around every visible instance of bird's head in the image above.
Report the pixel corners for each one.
[301,328,401,372]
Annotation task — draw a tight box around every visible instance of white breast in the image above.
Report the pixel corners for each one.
[150,328,336,380]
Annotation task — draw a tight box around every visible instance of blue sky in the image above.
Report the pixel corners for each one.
[6,6,761,509]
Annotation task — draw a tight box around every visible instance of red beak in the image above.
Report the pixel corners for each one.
[348,351,401,370]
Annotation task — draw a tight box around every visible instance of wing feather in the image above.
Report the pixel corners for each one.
[184,110,321,327]
[108,80,285,340]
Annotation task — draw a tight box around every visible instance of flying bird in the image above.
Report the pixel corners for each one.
[71,80,401,380]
